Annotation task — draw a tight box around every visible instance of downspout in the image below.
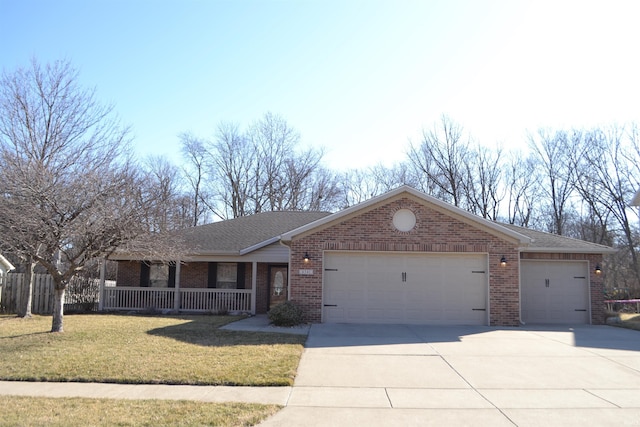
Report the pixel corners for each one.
[518,252,526,326]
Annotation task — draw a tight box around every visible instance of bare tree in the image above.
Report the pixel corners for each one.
[203,113,333,218]
[0,59,176,332]
[573,125,640,288]
[180,132,214,226]
[248,112,301,212]
[408,115,470,206]
[336,162,419,209]
[304,166,342,211]
[338,168,380,208]
[528,129,577,235]
[504,152,539,227]
[142,156,193,232]
[210,121,256,218]
[281,149,334,211]
[463,144,504,220]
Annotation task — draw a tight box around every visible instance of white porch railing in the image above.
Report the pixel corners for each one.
[181,288,251,313]
[103,287,175,311]
[102,287,252,313]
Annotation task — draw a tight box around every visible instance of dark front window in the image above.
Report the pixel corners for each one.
[140,262,175,288]
[208,262,246,289]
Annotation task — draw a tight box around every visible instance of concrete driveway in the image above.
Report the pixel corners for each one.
[260,324,640,426]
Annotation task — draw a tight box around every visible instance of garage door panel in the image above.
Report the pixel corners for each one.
[323,252,487,325]
[521,261,590,324]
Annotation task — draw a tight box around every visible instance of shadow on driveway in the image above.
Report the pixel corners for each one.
[305,323,640,352]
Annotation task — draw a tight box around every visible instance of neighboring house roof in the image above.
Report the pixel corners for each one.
[501,224,616,254]
[281,185,533,245]
[631,190,640,207]
[0,253,15,272]
[178,211,332,255]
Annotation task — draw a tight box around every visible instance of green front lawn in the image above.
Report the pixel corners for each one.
[0,314,306,386]
[0,396,279,427]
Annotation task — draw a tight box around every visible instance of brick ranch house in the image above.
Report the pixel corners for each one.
[107,186,614,326]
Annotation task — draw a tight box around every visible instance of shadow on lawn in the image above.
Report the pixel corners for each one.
[3,331,51,339]
[146,316,306,347]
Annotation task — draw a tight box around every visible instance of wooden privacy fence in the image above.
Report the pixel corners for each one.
[0,273,115,315]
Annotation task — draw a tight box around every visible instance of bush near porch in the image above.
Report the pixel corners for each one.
[0,314,306,386]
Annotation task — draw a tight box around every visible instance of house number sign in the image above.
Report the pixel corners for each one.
[299,269,314,276]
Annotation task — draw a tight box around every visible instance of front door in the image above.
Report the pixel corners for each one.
[268,265,288,310]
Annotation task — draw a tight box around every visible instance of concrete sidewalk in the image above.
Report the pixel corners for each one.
[0,380,291,405]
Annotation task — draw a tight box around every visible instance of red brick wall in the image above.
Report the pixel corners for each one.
[289,197,522,326]
[521,252,605,325]
[180,262,208,288]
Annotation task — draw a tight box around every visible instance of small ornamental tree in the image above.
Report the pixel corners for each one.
[0,59,179,332]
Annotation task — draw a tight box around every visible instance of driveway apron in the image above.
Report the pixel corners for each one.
[260,324,640,426]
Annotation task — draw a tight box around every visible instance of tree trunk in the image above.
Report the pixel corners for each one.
[51,287,65,333]
[18,260,35,318]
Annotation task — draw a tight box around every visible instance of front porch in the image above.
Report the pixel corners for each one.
[102,260,289,315]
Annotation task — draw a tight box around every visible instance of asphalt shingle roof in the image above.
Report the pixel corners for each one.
[179,211,331,254]
[500,223,614,253]
[174,208,613,256]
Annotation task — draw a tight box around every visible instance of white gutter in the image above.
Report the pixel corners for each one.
[520,246,617,254]
[0,254,15,272]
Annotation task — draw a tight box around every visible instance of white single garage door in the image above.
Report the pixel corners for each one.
[323,252,488,325]
[521,260,590,324]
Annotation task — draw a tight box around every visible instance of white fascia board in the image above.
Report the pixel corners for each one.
[239,236,281,255]
[520,246,617,254]
[281,185,532,244]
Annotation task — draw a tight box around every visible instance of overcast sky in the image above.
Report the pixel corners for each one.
[2,0,639,170]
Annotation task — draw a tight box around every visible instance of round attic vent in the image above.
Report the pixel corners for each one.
[392,209,416,232]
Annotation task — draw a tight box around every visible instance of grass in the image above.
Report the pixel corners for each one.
[618,312,640,331]
[0,396,280,427]
[0,314,306,386]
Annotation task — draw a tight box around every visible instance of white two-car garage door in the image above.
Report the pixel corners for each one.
[322,252,488,325]
[521,260,590,324]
